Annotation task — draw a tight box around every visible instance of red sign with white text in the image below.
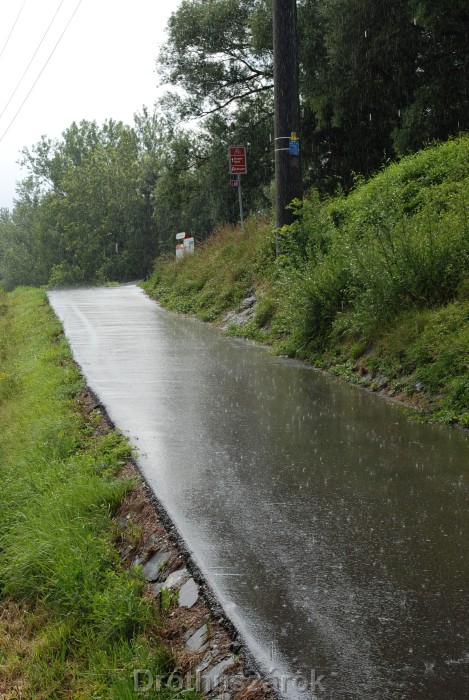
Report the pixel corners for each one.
[229,146,247,174]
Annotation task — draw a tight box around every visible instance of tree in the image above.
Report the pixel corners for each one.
[155,0,274,231]
[0,179,48,289]
[301,0,421,190]
[15,117,162,285]
[394,0,469,152]
[158,0,273,118]
[4,0,468,291]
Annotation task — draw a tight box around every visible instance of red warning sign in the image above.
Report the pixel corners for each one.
[229,146,247,175]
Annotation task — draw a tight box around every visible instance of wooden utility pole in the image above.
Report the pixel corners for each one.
[272,0,302,230]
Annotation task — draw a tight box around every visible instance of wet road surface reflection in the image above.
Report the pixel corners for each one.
[48,285,469,700]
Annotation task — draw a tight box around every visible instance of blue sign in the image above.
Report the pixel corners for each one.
[289,139,300,156]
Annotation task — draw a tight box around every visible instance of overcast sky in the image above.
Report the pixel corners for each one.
[0,0,182,209]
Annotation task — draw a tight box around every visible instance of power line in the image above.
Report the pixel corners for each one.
[0,0,65,122]
[0,0,28,64]
[0,0,83,146]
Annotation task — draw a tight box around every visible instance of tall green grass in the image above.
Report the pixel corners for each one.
[279,135,469,348]
[0,288,184,698]
[145,136,469,425]
[275,136,469,424]
[142,215,274,321]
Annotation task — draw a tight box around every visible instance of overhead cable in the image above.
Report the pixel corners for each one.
[0,0,83,145]
[0,0,66,122]
[0,0,28,64]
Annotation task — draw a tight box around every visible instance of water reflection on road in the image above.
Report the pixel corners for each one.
[48,285,469,700]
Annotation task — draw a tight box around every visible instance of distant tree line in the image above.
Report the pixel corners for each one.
[1,0,468,288]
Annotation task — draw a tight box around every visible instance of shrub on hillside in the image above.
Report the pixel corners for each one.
[283,136,469,350]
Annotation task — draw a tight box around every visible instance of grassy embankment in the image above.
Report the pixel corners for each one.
[143,136,469,427]
[0,288,192,698]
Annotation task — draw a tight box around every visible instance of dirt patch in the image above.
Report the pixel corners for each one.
[0,600,45,700]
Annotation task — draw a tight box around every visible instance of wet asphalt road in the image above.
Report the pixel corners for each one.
[48,284,469,700]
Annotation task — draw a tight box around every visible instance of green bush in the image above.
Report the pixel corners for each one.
[145,136,469,425]
[144,215,274,320]
[0,288,174,696]
[285,135,469,349]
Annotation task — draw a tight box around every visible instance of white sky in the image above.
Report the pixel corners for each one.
[0,0,182,209]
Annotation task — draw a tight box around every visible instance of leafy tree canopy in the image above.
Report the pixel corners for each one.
[158,0,273,118]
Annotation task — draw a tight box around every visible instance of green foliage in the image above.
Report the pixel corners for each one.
[143,215,273,320]
[147,136,469,425]
[160,587,179,613]
[1,116,162,290]
[0,185,49,289]
[394,0,469,153]
[151,0,274,242]
[286,136,469,349]
[80,639,184,699]
[280,137,469,424]
[158,0,272,118]
[158,0,469,198]
[2,0,468,291]
[357,301,469,425]
[303,0,420,190]
[0,288,175,696]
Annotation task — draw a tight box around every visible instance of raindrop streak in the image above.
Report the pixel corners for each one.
[49,285,469,700]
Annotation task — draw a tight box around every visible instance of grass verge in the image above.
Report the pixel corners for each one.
[142,215,274,322]
[144,136,469,427]
[0,287,190,699]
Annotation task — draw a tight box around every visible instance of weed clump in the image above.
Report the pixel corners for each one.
[280,134,469,349]
[143,215,274,321]
[0,288,178,697]
[146,136,469,425]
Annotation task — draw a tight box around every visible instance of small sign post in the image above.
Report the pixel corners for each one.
[229,146,247,174]
[175,232,194,259]
[229,146,246,227]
